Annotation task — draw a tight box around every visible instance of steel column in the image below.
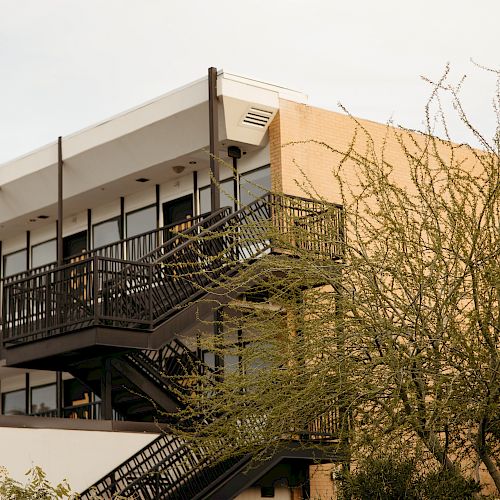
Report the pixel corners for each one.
[57,137,63,266]
[101,358,113,420]
[56,371,63,417]
[208,67,220,212]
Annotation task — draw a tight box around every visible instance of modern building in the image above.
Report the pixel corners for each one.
[0,68,407,498]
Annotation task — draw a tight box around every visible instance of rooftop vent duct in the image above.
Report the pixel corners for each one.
[241,107,273,128]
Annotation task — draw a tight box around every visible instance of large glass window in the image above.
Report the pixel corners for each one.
[3,249,27,278]
[126,205,156,238]
[239,165,271,207]
[30,383,56,415]
[93,217,121,249]
[31,239,56,268]
[199,178,234,214]
[1,389,26,415]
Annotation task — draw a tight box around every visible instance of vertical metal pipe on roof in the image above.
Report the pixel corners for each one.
[57,137,63,266]
[208,67,220,212]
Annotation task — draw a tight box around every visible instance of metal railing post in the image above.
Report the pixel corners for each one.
[149,264,153,326]
[93,256,99,325]
[45,273,50,337]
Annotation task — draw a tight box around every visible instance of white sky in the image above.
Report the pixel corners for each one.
[0,0,499,164]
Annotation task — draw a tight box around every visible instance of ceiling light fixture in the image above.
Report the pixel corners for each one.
[135,177,150,183]
[172,165,185,174]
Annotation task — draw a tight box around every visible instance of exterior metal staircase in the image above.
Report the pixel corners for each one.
[79,432,247,499]
[2,192,342,346]
[0,193,344,499]
[68,338,204,421]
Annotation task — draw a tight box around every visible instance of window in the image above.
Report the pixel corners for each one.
[93,217,121,249]
[126,205,156,238]
[30,383,56,415]
[126,205,157,259]
[239,165,271,206]
[199,178,234,214]
[31,239,56,268]
[1,389,26,415]
[3,249,27,278]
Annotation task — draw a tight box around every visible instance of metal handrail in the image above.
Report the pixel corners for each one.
[2,193,344,346]
[0,211,212,287]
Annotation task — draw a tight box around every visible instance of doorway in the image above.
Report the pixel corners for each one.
[162,195,194,242]
[163,195,193,226]
[63,230,87,260]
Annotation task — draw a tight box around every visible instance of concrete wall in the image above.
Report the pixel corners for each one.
[0,426,158,493]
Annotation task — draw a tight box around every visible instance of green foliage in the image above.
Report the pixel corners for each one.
[0,466,74,499]
[338,454,481,500]
[171,66,500,494]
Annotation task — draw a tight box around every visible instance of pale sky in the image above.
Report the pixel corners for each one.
[1,0,499,164]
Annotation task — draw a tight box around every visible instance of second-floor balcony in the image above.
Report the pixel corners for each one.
[1,193,343,367]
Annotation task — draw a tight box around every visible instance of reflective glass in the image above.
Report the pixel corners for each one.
[31,240,56,268]
[3,249,27,278]
[93,218,121,248]
[126,205,156,238]
[2,389,26,415]
[31,384,56,414]
[199,178,234,214]
[239,166,270,207]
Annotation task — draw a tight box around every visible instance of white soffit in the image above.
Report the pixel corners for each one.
[0,77,208,186]
[219,73,306,146]
[219,76,277,146]
[0,71,303,235]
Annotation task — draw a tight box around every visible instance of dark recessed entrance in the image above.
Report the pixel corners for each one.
[162,195,193,226]
[63,230,88,260]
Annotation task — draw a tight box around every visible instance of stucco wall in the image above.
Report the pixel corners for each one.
[0,427,158,493]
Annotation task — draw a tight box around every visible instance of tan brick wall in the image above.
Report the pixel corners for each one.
[269,99,493,495]
[271,98,478,206]
[268,110,283,193]
[309,464,339,499]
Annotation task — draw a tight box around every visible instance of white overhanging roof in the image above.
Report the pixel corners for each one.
[0,71,307,238]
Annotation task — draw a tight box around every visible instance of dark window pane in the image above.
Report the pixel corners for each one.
[126,205,156,238]
[2,389,26,415]
[31,384,56,414]
[63,378,90,407]
[63,231,88,260]
[3,249,27,278]
[163,195,193,226]
[32,240,56,268]
[93,218,121,249]
[240,166,270,207]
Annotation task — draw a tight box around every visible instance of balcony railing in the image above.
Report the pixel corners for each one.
[1,210,215,287]
[2,193,344,347]
[30,401,123,420]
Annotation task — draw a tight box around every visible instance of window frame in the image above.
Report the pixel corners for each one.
[2,248,28,278]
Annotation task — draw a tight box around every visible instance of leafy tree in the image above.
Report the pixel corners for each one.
[0,466,74,499]
[170,66,500,495]
[338,452,481,499]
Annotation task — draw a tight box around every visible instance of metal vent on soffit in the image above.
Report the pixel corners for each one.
[240,107,274,129]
